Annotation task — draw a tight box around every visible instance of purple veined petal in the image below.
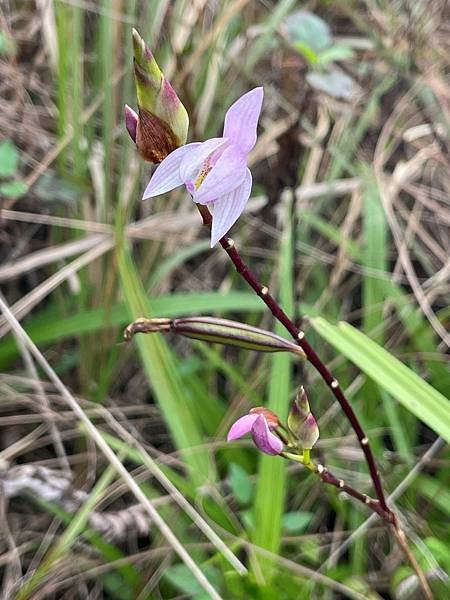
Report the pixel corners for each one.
[192,144,247,205]
[223,87,264,154]
[251,415,283,455]
[179,137,228,184]
[210,168,252,247]
[142,143,201,199]
[227,414,259,441]
[125,105,138,143]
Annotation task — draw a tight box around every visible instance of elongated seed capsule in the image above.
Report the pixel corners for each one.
[124,316,307,359]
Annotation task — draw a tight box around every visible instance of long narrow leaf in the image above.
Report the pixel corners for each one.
[0,292,265,368]
[310,317,450,442]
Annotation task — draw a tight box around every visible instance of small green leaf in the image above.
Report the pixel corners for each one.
[294,42,319,65]
[0,140,20,177]
[164,564,221,597]
[282,511,313,533]
[306,69,354,99]
[229,464,253,505]
[0,180,28,198]
[285,10,331,52]
[317,45,355,65]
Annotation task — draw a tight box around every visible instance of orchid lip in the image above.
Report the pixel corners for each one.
[251,415,284,455]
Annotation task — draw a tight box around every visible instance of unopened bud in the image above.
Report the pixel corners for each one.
[287,386,319,450]
[126,29,189,163]
[124,316,307,359]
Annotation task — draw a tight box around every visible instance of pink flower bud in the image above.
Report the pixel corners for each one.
[227,409,283,455]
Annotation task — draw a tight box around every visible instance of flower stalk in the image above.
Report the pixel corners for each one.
[196,202,393,521]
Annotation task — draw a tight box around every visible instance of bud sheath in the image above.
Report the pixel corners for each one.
[126,29,189,162]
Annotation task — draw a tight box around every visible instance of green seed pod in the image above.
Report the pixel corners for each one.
[124,316,306,359]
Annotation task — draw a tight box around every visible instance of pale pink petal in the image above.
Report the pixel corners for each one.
[125,105,138,143]
[251,415,283,455]
[227,414,259,441]
[192,145,247,205]
[210,168,252,246]
[223,87,264,154]
[179,137,228,184]
[142,143,201,199]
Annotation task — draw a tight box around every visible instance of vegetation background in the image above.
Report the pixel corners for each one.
[0,1,449,598]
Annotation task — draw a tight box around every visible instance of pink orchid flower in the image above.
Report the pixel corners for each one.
[142,87,264,246]
[227,407,283,456]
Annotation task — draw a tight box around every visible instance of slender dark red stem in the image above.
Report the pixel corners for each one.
[197,204,392,520]
[318,466,388,520]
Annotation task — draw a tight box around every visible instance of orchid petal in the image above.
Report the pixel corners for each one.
[125,105,138,143]
[179,137,228,184]
[227,414,259,441]
[142,143,201,199]
[223,87,264,154]
[251,415,283,455]
[193,145,247,205]
[210,168,252,246]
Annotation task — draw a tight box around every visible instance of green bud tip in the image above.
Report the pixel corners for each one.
[287,386,319,450]
[294,386,310,419]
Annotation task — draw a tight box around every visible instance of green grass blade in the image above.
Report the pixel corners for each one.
[116,237,216,485]
[251,194,294,579]
[362,173,387,343]
[98,2,114,215]
[310,318,450,442]
[0,292,266,368]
